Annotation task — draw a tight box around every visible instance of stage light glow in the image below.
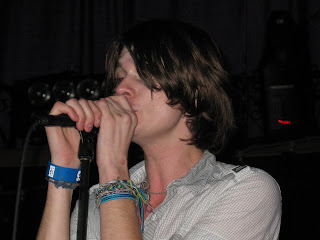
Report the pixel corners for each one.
[28,82,51,106]
[52,80,76,102]
[76,78,101,100]
[278,120,291,125]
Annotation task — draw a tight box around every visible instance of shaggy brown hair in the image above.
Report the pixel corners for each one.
[103,19,235,153]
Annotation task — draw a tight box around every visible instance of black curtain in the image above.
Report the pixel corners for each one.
[1,0,268,86]
[2,0,127,85]
[2,0,320,87]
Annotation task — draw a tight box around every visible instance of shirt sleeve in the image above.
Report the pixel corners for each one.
[70,200,79,240]
[181,169,282,240]
[70,188,101,240]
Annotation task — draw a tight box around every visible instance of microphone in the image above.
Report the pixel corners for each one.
[38,113,99,137]
[38,114,100,135]
[38,114,76,127]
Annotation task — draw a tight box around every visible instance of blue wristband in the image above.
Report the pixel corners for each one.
[46,161,81,183]
[100,192,135,205]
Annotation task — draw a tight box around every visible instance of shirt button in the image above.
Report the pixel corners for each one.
[151,214,157,221]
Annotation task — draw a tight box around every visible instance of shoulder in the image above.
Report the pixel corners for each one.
[212,161,282,211]
[215,160,280,188]
[190,151,281,199]
[181,163,282,240]
[233,165,281,197]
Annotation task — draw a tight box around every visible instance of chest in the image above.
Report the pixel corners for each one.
[143,195,166,220]
[142,189,212,239]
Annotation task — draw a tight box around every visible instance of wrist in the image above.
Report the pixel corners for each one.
[46,161,81,189]
[50,157,80,169]
[97,157,129,183]
[98,171,130,184]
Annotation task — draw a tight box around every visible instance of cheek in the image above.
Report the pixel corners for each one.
[148,103,183,128]
[151,92,182,121]
[134,90,183,131]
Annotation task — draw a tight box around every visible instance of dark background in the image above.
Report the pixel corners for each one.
[1,0,320,239]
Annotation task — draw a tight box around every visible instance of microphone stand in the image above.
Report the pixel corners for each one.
[76,128,98,240]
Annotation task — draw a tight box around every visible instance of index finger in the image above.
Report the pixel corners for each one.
[106,95,134,112]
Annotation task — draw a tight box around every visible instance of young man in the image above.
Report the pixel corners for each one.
[37,19,281,239]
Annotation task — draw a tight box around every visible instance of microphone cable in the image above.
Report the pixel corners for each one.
[12,121,40,240]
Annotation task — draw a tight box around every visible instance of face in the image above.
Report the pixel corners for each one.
[114,47,189,146]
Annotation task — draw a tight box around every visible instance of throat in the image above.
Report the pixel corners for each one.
[143,194,166,219]
[139,181,167,219]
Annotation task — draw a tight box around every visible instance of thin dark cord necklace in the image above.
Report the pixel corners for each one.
[146,190,167,195]
[140,181,167,195]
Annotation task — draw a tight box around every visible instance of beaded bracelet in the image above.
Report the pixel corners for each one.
[96,178,150,232]
[45,176,79,189]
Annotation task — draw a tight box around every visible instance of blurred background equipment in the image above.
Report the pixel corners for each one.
[261,10,314,139]
[10,73,105,147]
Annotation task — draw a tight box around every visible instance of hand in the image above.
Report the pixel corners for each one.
[45,98,101,169]
[94,95,137,183]
[45,96,137,181]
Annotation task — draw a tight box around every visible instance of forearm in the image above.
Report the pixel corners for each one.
[98,169,143,239]
[37,182,73,240]
[100,199,142,239]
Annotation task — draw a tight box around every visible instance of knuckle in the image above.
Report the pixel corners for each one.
[86,114,94,122]
[52,101,63,108]
[122,113,132,124]
[96,98,107,106]
[78,98,86,103]
[66,98,77,104]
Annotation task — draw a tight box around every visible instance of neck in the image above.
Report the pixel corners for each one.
[141,141,203,193]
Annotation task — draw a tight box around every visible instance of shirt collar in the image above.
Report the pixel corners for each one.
[129,150,220,193]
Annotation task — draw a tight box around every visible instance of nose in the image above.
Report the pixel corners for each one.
[114,77,134,97]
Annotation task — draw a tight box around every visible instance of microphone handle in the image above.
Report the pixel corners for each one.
[39,114,76,127]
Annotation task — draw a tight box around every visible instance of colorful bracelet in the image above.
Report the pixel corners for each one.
[46,161,81,183]
[100,192,135,205]
[96,178,151,232]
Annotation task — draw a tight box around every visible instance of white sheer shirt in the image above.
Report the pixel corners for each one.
[70,150,282,239]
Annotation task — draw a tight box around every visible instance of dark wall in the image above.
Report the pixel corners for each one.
[2,0,320,85]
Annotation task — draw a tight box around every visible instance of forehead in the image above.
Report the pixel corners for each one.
[118,47,133,65]
[119,47,129,58]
